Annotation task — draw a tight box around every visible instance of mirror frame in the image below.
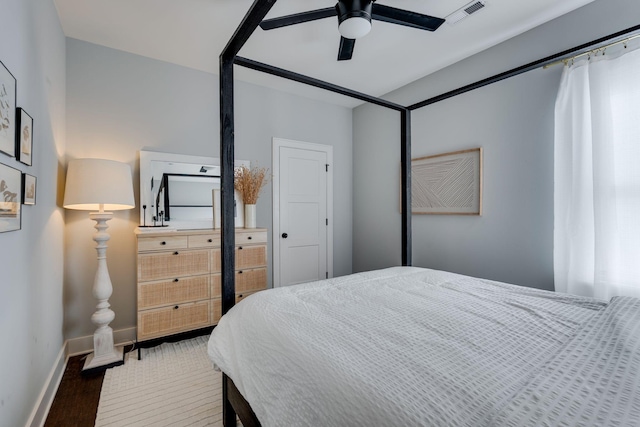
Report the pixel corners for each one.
[139,149,249,229]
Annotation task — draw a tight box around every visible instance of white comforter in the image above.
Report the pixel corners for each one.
[207,267,640,426]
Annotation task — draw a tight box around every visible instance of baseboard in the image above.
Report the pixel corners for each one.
[67,326,137,357]
[25,343,67,427]
[25,326,138,427]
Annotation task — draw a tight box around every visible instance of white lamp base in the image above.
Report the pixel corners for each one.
[82,345,124,373]
[81,212,126,375]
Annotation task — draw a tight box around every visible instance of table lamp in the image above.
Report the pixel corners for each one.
[63,158,135,373]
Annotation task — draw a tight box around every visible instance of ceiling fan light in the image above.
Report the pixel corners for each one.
[338,16,372,39]
[336,0,373,39]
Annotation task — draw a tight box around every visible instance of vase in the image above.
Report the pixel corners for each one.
[244,204,257,228]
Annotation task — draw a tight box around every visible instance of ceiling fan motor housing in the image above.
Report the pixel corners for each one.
[336,0,373,39]
[259,0,444,60]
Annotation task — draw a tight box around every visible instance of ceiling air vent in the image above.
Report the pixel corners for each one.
[446,1,487,26]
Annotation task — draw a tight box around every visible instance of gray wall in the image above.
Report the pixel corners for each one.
[65,38,353,340]
[353,0,640,290]
[0,0,66,425]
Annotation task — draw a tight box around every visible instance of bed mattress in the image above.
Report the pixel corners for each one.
[208,267,640,426]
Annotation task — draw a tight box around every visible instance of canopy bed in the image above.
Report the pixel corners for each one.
[214,1,640,425]
[210,266,640,426]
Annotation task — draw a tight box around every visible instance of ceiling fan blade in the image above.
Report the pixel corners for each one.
[260,7,336,30]
[371,4,445,32]
[338,37,355,61]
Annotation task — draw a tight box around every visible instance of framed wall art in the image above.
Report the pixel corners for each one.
[0,162,22,232]
[0,61,16,157]
[411,147,483,215]
[16,108,33,166]
[22,173,36,205]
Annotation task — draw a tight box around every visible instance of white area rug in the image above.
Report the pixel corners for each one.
[95,336,223,427]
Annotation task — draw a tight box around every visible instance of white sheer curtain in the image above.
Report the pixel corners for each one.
[554,45,640,300]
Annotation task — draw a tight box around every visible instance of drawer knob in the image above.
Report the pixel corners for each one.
[174,278,179,282]
[173,251,179,255]
[238,270,243,274]
[248,236,252,240]
[238,246,243,250]
[282,233,288,239]
[174,305,179,310]
[161,241,166,245]
[238,294,243,298]
[208,238,213,243]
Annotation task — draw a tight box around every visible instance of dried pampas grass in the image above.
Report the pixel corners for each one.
[234,165,269,204]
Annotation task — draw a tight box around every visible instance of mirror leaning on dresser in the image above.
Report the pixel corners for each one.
[138,149,250,230]
[136,150,264,357]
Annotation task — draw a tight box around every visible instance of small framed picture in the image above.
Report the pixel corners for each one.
[16,108,33,166]
[0,162,22,232]
[0,60,17,157]
[22,173,36,205]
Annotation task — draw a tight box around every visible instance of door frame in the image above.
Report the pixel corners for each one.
[272,138,333,287]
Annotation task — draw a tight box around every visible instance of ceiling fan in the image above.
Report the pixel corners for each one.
[259,0,446,61]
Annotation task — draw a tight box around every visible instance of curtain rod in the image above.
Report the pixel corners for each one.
[408,24,640,111]
[544,33,640,69]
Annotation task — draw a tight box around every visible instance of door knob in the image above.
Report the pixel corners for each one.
[282,233,288,238]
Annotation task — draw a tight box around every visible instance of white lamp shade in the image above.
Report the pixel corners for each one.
[63,158,135,211]
[338,17,372,39]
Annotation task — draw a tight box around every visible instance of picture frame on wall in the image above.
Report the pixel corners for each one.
[22,173,36,205]
[16,108,33,166]
[0,162,22,232]
[411,147,483,215]
[0,60,17,157]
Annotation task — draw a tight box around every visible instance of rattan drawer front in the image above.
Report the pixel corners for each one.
[188,234,220,249]
[211,288,264,323]
[211,273,221,298]
[138,275,210,310]
[137,300,210,341]
[138,250,210,281]
[211,298,222,324]
[236,230,267,245]
[211,249,221,273]
[236,245,267,269]
[138,235,188,252]
[209,269,265,298]
[236,268,267,293]
[236,290,261,304]
[211,244,267,272]
[211,292,261,319]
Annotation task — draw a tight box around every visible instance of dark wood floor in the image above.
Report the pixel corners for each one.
[45,345,136,427]
[44,353,105,427]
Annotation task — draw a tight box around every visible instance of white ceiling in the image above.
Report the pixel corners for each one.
[53,0,594,107]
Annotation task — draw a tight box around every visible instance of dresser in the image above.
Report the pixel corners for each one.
[135,228,268,343]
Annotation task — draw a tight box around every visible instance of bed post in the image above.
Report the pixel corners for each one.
[219,54,235,327]
[220,54,237,427]
[401,109,412,266]
[220,2,278,425]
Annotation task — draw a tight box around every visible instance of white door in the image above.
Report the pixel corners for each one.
[273,139,333,287]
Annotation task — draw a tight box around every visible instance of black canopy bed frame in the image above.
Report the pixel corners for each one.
[156,173,219,221]
[217,2,640,425]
